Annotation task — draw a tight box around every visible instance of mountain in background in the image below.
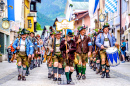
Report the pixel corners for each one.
[37,0,89,28]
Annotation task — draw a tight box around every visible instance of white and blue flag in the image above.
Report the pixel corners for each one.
[105,0,117,13]
[89,0,99,17]
[7,0,22,21]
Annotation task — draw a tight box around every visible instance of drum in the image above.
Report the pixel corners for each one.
[106,47,120,67]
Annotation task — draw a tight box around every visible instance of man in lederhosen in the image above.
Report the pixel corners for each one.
[45,32,55,79]
[48,31,63,81]
[13,29,33,81]
[92,32,101,74]
[35,34,43,67]
[29,32,37,70]
[60,32,76,84]
[75,26,92,80]
[96,24,118,78]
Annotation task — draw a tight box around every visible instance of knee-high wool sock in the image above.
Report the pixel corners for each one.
[82,65,86,75]
[77,65,81,73]
[65,72,69,80]
[23,67,27,76]
[18,66,22,75]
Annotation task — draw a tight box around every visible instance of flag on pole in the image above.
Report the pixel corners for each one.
[7,0,15,21]
[8,0,22,21]
[105,0,117,13]
[89,0,99,17]
[67,5,73,34]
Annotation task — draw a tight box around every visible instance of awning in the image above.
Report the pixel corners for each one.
[124,28,130,35]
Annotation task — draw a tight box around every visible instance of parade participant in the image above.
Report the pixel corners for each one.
[125,39,129,62]
[75,26,92,80]
[46,32,55,79]
[92,32,101,73]
[48,31,63,81]
[60,32,76,84]
[36,34,43,67]
[7,47,12,63]
[96,24,118,78]
[29,32,37,70]
[13,29,33,81]
[121,39,126,63]
[25,30,31,76]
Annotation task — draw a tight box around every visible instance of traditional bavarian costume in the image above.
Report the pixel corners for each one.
[36,35,43,67]
[60,32,76,84]
[92,32,101,74]
[96,24,116,78]
[29,32,37,70]
[46,32,55,79]
[13,29,33,81]
[48,31,63,81]
[75,26,92,80]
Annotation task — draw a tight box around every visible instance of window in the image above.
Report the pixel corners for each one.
[31,4,34,11]
[28,20,31,28]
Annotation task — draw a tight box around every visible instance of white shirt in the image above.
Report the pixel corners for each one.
[55,39,60,52]
[103,33,110,47]
[80,35,84,40]
[80,35,84,47]
[20,39,26,51]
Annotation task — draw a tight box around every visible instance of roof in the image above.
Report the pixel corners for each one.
[64,0,89,14]
[72,2,89,10]
[53,17,66,27]
[74,11,89,21]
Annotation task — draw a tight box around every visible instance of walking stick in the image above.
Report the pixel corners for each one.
[65,29,68,60]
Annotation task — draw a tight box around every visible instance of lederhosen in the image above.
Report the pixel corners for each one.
[53,38,63,63]
[100,35,111,66]
[65,41,74,67]
[17,39,28,66]
[77,35,88,63]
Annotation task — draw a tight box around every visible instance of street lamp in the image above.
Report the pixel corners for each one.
[0,0,5,11]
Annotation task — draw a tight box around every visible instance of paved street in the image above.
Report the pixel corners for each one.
[0,61,130,86]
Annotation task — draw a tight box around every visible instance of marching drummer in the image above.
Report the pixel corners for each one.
[96,23,118,78]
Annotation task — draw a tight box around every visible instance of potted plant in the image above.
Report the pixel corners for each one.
[0,53,2,62]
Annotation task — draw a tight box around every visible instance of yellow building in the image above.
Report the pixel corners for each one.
[24,0,34,32]
[24,0,41,32]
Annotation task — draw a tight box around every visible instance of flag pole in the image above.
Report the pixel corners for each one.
[120,0,122,45]
[65,29,68,60]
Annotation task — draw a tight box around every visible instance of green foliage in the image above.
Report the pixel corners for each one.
[69,4,73,7]
[77,26,82,30]
[36,22,43,30]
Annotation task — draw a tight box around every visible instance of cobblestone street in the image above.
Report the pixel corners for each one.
[0,61,130,86]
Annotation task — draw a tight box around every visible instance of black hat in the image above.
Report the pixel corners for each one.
[79,26,88,32]
[102,23,110,30]
[67,32,73,37]
[20,29,27,35]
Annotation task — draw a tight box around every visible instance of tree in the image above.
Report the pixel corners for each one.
[36,22,43,30]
